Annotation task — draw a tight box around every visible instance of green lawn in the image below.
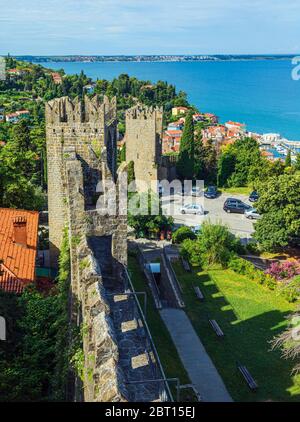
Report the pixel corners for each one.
[173,261,300,402]
[220,186,252,196]
[128,255,195,400]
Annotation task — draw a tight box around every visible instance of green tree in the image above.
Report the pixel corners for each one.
[194,128,206,179]
[128,191,173,238]
[217,148,236,187]
[127,160,135,187]
[224,137,263,187]
[202,139,217,183]
[180,222,241,268]
[294,153,300,171]
[285,149,292,167]
[254,173,300,250]
[172,226,196,244]
[176,110,195,179]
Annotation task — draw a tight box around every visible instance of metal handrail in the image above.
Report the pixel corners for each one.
[124,267,173,402]
[125,378,180,402]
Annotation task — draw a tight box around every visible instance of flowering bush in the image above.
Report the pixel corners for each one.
[265,260,300,281]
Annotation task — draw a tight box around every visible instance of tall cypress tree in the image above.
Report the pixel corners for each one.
[194,128,205,179]
[176,110,194,179]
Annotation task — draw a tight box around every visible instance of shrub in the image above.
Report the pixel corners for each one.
[180,238,202,267]
[197,221,240,268]
[179,222,245,269]
[246,241,260,255]
[172,226,196,244]
[228,256,277,289]
[228,256,255,276]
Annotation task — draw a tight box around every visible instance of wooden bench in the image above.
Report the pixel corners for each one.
[209,319,224,337]
[181,258,191,272]
[194,286,204,301]
[237,363,258,390]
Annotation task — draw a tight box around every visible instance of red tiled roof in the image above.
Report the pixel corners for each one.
[0,208,39,293]
[226,121,245,127]
[165,130,183,136]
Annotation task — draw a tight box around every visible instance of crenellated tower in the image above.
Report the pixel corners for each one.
[46,95,118,266]
[124,105,163,191]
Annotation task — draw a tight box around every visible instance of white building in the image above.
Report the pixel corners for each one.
[261,133,281,144]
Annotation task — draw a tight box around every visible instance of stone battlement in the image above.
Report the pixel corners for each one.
[46,95,118,265]
[46,95,116,125]
[125,104,163,191]
[125,104,163,121]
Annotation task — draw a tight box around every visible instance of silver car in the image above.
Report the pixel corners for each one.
[180,204,204,215]
[245,208,261,220]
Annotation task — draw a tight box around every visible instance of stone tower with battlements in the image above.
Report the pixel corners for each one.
[45,96,172,402]
[46,95,118,266]
[125,105,163,191]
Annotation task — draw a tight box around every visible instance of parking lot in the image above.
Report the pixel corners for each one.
[161,191,255,241]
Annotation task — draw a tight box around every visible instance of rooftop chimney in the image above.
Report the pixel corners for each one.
[13,216,27,247]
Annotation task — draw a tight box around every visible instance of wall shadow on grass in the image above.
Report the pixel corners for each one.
[173,263,300,402]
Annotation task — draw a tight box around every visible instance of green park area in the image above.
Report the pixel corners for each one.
[172,261,300,402]
[128,254,201,401]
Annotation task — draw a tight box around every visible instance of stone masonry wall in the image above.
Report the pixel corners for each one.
[46,95,117,266]
[74,237,129,402]
[64,151,129,401]
[125,105,163,191]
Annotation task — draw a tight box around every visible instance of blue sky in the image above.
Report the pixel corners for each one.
[1,0,300,55]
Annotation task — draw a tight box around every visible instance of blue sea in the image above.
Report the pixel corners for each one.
[43,60,300,141]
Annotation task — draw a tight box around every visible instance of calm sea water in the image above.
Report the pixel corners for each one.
[43,60,300,140]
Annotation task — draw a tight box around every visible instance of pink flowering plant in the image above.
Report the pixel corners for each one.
[265,260,300,281]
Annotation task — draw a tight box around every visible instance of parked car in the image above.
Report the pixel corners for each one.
[204,185,218,199]
[223,198,251,214]
[245,208,261,220]
[180,204,204,215]
[249,191,259,202]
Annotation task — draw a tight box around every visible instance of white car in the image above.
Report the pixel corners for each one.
[245,208,261,220]
[180,204,204,215]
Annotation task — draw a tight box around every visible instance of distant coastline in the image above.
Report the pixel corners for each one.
[14,54,297,64]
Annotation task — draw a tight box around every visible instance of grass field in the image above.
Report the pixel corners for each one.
[172,261,300,402]
[220,186,252,196]
[128,255,196,401]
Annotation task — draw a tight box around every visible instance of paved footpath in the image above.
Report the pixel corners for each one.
[160,308,233,402]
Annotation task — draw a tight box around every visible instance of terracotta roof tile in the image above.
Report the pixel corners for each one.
[0,208,39,293]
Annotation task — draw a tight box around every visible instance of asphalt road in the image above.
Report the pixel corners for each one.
[161,191,255,241]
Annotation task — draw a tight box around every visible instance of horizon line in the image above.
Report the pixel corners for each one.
[2,53,299,57]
